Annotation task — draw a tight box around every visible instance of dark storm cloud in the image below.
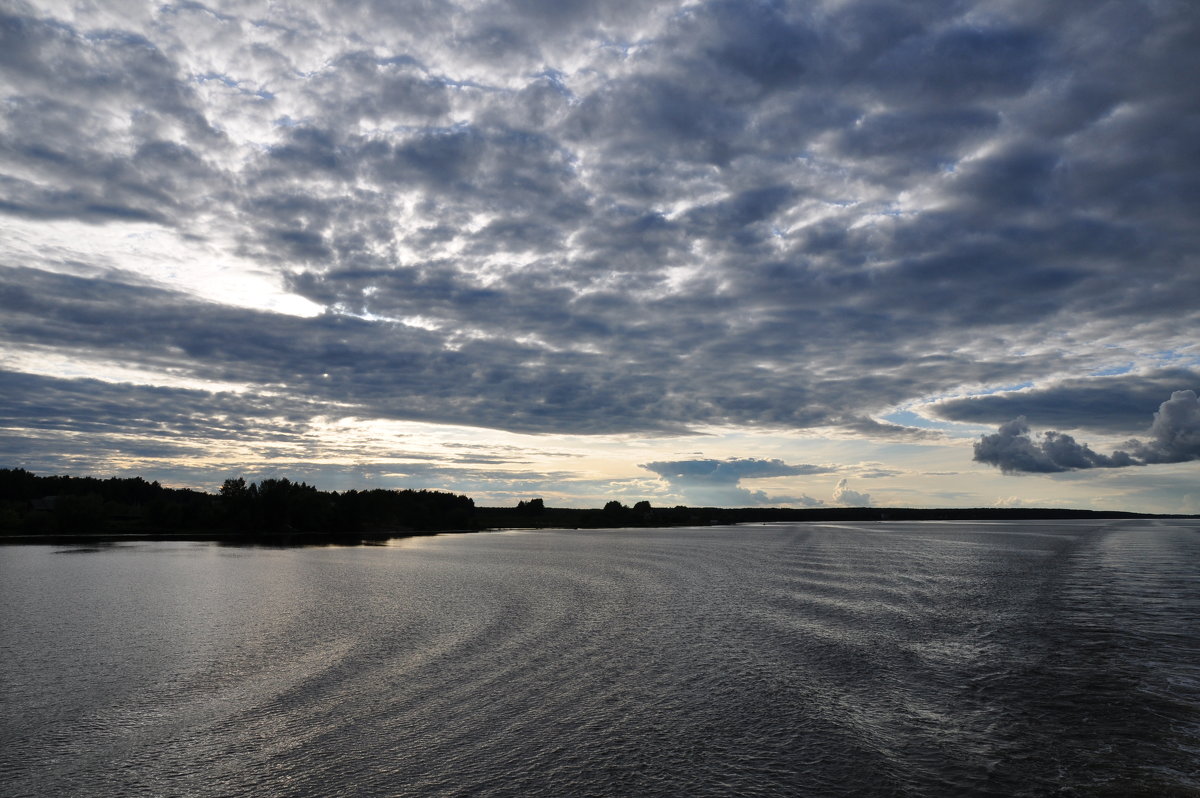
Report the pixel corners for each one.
[2,0,1199,473]
[974,391,1200,474]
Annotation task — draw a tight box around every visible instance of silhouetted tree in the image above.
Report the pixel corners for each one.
[55,493,107,534]
[517,498,545,514]
[220,477,247,498]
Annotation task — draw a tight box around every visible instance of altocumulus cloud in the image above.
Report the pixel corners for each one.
[0,0,1198,499]
[641,459,828,507]
[975,391,1200,474]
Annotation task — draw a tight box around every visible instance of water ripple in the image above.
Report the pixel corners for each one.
[2,521,1197,796]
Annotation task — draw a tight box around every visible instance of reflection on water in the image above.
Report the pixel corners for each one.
[1,521,1197,797]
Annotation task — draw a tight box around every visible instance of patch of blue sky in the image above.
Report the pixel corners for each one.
[977,381,1034,395]
[1091,363,1133,376]
[194,72,239,88]
[1150,348,1200,366]
[193,72,274,100]
[880,409,981,436]
[882,410,940,428]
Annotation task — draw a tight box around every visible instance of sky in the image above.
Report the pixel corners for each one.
[1,0,1198,512]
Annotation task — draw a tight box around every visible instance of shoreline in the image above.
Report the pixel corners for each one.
[3,508,1195,546]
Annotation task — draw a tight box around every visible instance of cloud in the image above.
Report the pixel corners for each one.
[1125,390,1200,465]
[974,391,1200,474]
[832,479,871,507]
[642,458,832,482]
[837,416,944,440]
[974,418,1137,474]
[641,458,827,507]
[1,0,1198,507]
[932,370,1200,434]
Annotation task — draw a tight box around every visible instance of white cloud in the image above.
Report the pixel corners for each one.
[832,479,871,507]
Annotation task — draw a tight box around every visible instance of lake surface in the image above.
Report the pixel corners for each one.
[2,521,1198,797]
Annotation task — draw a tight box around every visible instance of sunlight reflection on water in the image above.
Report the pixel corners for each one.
[1,521,1197,797]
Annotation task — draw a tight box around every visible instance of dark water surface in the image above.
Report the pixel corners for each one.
[2,521,1197,796]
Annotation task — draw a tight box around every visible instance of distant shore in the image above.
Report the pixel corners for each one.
[2,467,1194,546]
[2,506,1194,547]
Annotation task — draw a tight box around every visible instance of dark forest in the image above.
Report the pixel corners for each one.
[2,468,1190,545]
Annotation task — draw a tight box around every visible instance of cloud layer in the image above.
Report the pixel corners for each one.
[933,370,1200,434]
[1,0,1198,501]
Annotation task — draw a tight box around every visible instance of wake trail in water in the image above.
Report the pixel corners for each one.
[2,521,1197,797]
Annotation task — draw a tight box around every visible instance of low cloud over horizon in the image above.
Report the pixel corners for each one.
[832,479,871,507]
[1,0,1198,511]
[641,458,827,507]
[974,391,1200,474]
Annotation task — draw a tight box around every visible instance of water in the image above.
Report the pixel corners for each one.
[1,520,1197,797]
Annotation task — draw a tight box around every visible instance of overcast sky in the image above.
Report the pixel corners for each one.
[2,0,1198,511]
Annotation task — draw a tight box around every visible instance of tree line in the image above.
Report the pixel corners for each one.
[0,467,1182,542]
[0,468,475,541]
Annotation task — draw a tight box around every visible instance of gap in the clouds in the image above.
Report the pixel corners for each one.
[328,305,440,329]
[191,71,275,101]
[1149,349,1200,368]
[879,409,975,435]
[897,382,1042,433]
[1090,363,1134,377]
[979,381,1035,395]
